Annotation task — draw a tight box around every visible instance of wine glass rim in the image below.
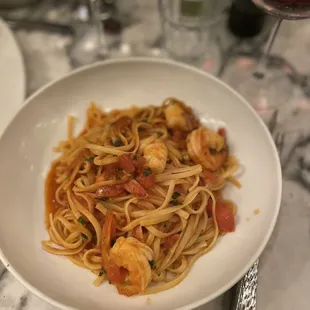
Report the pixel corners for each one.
[252,0,310,20]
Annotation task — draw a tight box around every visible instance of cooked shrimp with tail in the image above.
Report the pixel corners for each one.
[109,237,154,296]
[187,127,228,171]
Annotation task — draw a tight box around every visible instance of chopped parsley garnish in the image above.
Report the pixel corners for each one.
[87,156,95,162]
[78,217,86,225]
[133,155,138,160]
[116,174,121,180]
[209,147,217,155]
[96,197,109,201]
[172,192,180,199]
[143,167,152,176]
[110,239,116,247]
[112,139,122,147]
[170,200,181,206]
[81,233,88,240]
[142,119,148,123]
[99,269,105,277]
[148,260,156,269]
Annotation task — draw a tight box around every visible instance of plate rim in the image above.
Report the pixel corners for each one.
[0,57,282,310]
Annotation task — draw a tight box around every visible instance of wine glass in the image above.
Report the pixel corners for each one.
[221,0,310,126]
[71,0,228,75]
[253,0,310,20]
[157,0,225,75]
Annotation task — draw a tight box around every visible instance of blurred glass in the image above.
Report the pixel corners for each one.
[222,52,306,124]
[221,0,310,127]
[158,0,223,74]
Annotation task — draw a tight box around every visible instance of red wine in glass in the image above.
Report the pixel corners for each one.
[253,0,310,19]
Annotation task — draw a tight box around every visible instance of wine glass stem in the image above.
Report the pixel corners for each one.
[255,19,283,76]
[90,0,108,57]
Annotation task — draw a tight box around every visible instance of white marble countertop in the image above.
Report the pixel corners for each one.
[1,1,310,309]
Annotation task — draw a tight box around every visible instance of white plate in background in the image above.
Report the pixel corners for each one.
[0,18,25,134]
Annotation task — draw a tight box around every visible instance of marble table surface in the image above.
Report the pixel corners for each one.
[1,1,310,309]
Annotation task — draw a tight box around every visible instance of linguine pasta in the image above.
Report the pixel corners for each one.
[42,98,240,296]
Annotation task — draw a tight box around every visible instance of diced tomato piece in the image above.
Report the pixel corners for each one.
[119,155,135,174]
[124,180,148,198]
[96,175,105,183]
[218,127,226,137]
[96,184,125,198]
[114,116,132,129]
[207,192,223,216]
[104,163,120,180]
[136,174,155,189]
[163,234,180,249]
[101,212,116,266]
[215,201,235,232]
[107,264,128,284]
[132,155,146,173]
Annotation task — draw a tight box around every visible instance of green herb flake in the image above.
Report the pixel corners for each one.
[142,119,148,123]
[172,192,180,200]
[78,217,86,225]
[143,167,152,176]
[87,156,95,162]
[169,200,181,206]
[81,233,88,240]
[99,268,105,277]
[133,155,138,160]
[112,139,122,147]
[148,260,156,269]
[116,174,121,180]
[209,147,217,155]
[97,197,109,202]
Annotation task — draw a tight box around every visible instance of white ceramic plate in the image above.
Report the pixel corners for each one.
[0,58,281,310]
[0,18,25,133]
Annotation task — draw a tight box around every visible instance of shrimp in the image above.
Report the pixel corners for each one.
[143,140,168,173]
[164,102,187,130]
[164,99,200,131]
[187,127,228,171]
[109,237,154,296]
